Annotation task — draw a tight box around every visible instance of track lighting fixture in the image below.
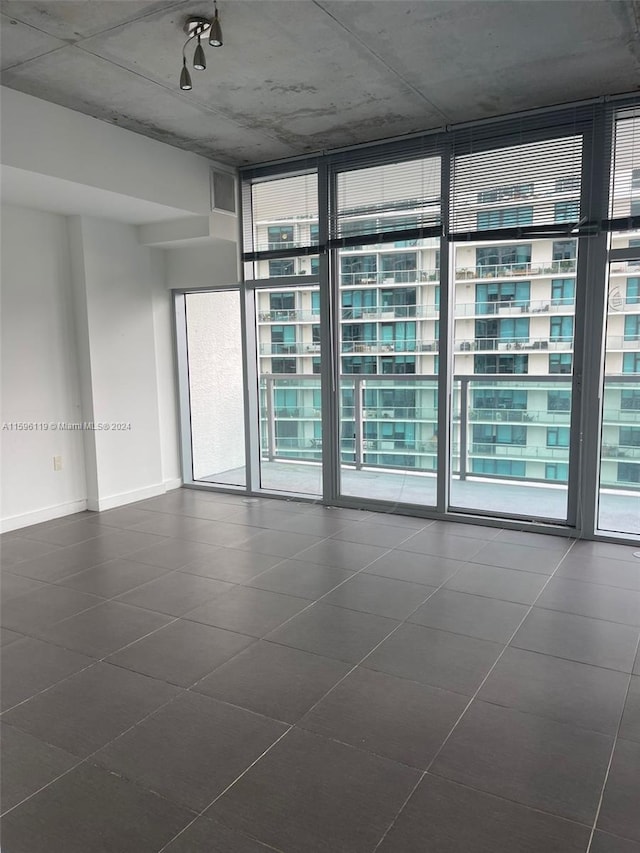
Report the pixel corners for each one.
[178,2,222,90]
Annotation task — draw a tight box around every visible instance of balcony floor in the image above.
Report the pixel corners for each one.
[202,462,640,537]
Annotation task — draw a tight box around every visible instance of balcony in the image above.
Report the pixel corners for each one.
[455,260,577,280]
[454,297,575,318]
[240,373,640,533]
[455,337,573,353]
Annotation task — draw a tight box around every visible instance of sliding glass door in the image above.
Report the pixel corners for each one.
[175,97,640,541]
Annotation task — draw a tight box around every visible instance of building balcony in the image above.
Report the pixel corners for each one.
[454,298,575,318]
[455,337,573,353]
[455,260,577,280]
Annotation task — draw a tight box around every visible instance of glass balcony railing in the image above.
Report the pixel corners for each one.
[455,259,577,279]
[258,374,639,493]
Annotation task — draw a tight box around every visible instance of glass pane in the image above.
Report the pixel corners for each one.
[338,237,440,505]
[185,291,246,486]
[256,285,322,496]
[249,174,318,252]
[598,260,640,535]
[449,237,577,520]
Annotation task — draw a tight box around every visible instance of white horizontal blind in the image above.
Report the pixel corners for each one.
[248,173,318,254]
[331,156,441,244]
[451,134,584,237]
[610,111,640,224]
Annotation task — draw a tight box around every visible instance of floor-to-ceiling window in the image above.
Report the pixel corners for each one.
[175,97,640,541]
[597,110,640,536]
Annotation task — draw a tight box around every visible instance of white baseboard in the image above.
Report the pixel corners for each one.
[2,480,185,531]
[1,499,88,533]
[164,478,183,492]
[88,482,170,512]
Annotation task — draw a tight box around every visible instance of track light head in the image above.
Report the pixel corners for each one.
[193,36,206,70]
[209,3,222,46]
[180,57,192,90]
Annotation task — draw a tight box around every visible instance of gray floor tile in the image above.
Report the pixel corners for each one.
[246,559,353,599]
[432,700,612,824]
[330,521,416,548]
[299,666,467,769]
[38,601,172,658]
[0,537,61,569]
[493,529,574,551]
[364,622,503,696]
[470,540,563,574]
[322,572,435,620]
[557,556,640,592]
[124,538,220,570]
[2,662,180,757]
[598,738,640,843]
[94,691,287,811]
[186,520,264,548]
[409,589,528,643]
[268,512,352,537]
[21,520,108,548]
[361,510,427,530]
[116,571,235,617]
[478,647,630,735]
[107,619,255,687]
[208,727,420,853]
[398,531,487,561]
[378,773,590,853]
[8,531,165,581]
[536,577,640,627]
[422,520,498,539]
[186,586,309,638]
[85,506,163,530]
[181,548,283,583]
[194,640,350,722]
[163,815,275,852]
[512,607,639,672]
[444,562,548,604]
[620,676,640,743]
[2,637,93,711]
[1,585,101,634]
[1,723,78,813]
[1,572,47,601]
[125,512,213,538]
[267,602,398,664]
[365,550,466,586]
[0,760,193,853]
[56,558,172,597]
[293,538,389,571]
[238,529,324,558]
[591,831,640,853]
[0,627,25,646]
[572,541,640,563]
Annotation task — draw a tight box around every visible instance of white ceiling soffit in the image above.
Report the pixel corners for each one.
[1,0,639,167]
[0,165,197,223]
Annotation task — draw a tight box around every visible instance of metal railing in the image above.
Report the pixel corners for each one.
[257,373,640,488]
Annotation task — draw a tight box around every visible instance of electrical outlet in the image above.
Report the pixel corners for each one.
[53,456,63,471]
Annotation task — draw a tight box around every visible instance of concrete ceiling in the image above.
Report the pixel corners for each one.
[1,0,639,167]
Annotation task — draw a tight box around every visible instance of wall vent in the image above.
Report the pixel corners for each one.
[210,168,237,214]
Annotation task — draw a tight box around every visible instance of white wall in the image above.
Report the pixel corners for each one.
[165,241,240,290]
[1,205,87,528]
[68,216,166,510]
[0,90,241,529]
[0,88,220,216]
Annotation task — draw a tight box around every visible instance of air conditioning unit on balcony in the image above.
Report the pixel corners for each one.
[381,409,394,418]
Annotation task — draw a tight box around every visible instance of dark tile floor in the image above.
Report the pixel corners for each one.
[1,488,639,853]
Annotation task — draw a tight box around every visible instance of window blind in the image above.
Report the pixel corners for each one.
[245,172,318,255]
[329,155,441,248]
[450,106,596,240]
[609,110,640,227]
